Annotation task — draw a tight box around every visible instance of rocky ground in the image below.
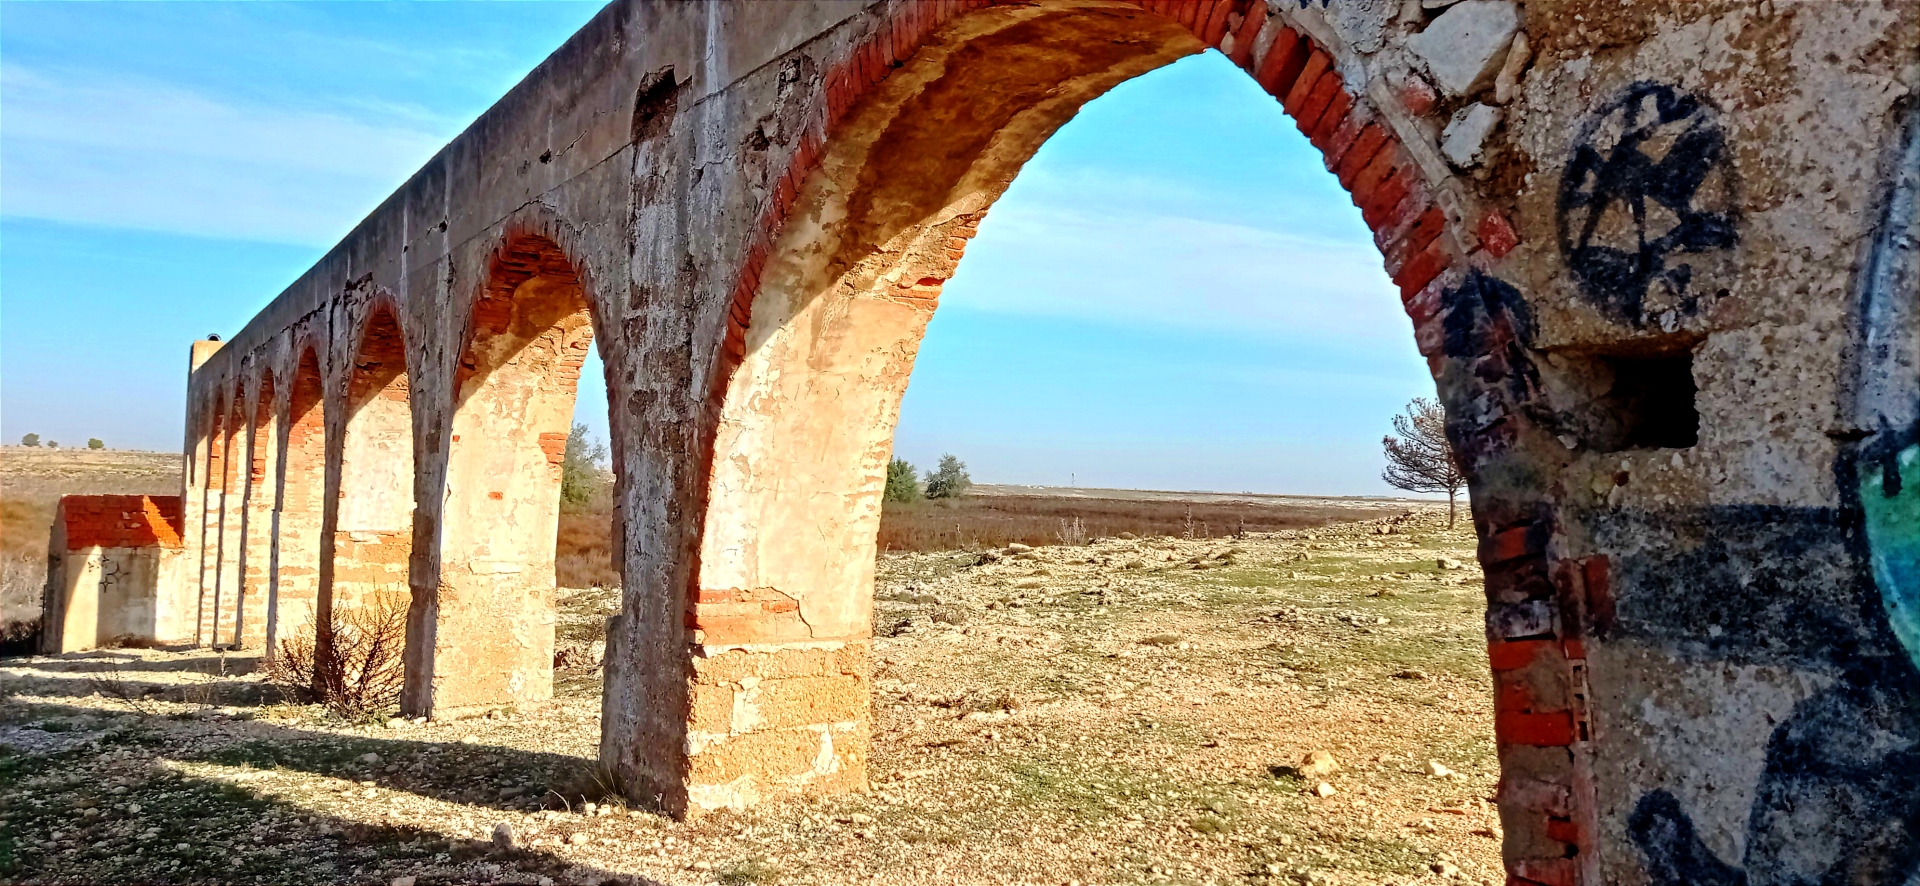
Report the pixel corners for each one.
[0,509,1499,885]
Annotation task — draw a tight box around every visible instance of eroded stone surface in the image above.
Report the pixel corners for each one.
[112,0,1920,881]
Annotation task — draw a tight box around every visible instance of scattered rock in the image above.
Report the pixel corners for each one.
[1493,30,1531,104]
[1426,760,1454,778]
[1432,860,1461,878]
[392,877,417,886]
[492,822,515,849]
[567,831,589,845]
[1441,103,1503,168]
[1006,543,1032,554]
[460,735,480,745]
[1405,0,1520,96]
[1299,750,1341,778]
[1312,782,1337,798]
[1392,669,1430,681]
[1436,557,1462,570]
[359,752,382,764]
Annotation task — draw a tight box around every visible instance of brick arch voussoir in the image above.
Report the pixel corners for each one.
[709,0,1521,411]
[457,212,608,402]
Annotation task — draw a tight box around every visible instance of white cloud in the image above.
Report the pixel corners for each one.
[0,63,447,245]
[944,202,1407,343]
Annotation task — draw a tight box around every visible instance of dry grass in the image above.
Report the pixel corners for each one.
[556,486,619,590]
[0,510,1499,886]
[0,447,179,652]
[874,493,1396,552]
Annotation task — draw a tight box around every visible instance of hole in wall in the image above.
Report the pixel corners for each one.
[1601,352,1699,450]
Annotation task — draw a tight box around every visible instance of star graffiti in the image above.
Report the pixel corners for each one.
[1557,82,1740,326]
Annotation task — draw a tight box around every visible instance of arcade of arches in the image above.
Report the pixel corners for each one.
[54,1,1919,882]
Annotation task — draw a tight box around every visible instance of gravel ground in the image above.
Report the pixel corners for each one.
[0,509,1498,885]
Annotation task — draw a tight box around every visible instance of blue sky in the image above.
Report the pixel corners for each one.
[0,3,1435,496]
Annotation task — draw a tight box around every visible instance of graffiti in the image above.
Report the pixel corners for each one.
[1558,82,1739,327]
[1852,103,1920,676]
[1436,270,1547,465]
[1603,505,1920,885]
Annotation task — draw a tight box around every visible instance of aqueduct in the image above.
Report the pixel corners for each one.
[41,0,1920,881]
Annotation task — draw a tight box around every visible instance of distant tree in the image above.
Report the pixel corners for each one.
[19,433,38,447]
[560,423,609,508]
[46,440,58,449]
[884,457,922,502]
[923,454,972,500]
[1382,397,1465,528]
[87,438,105,450]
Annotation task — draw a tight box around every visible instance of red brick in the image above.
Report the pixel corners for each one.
[1498,711,1575,746]
[1225,3,1265,67]
[1307,88,1352,151]
[1399,74,1437,117]
[1395,240,1449,299]
[1335,126,1389,188]
[1199,0,1235,44]
[1282,51,1332,116]
[1361,171,1412,229]
[1348,146,1400,210]
[1254,28,1309,97]
[1321,111,1368,170]
[1295,72,1343,140]
[1481,523,1547,565]
[1478,209,1519,258]
[1173,0,1203,29]
[1487,639,1558,672]
[1583,555,1615,635]
[1544,817,1580,845]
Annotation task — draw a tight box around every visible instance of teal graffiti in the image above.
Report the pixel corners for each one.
[1863,442,1920,671]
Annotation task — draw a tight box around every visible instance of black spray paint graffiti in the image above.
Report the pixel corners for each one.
[1558,82,1739,327]
[1599,506,1920,884]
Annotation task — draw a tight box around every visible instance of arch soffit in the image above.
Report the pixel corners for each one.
[712,0,1502,412]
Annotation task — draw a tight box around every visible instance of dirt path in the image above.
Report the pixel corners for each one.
[0,510,1499,885]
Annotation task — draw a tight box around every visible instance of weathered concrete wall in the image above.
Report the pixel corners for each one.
[149,0,1917,879]
[40,495,187,652]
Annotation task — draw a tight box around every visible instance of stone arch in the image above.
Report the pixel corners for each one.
[270,340,328,658]
[323,299,416,665]
[235,367,278,649]
[421,231,602,714]
[674,0,1519,821]
[203,384,249,647]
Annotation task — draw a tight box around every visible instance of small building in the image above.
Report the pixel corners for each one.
[40,495,187,653]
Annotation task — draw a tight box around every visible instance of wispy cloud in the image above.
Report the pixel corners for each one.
[0,63,447,245]
[944,201,1405,344]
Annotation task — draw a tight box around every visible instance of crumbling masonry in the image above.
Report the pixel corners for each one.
[43,1,1920,881]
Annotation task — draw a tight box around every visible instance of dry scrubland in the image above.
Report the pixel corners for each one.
[2,450,1498,885]
[0,448,181,648]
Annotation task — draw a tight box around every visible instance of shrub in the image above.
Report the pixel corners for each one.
[884,457,921,502]
[923,453,972,499]
[18,433,38,447]
[263,593,409,720]
[86,438,105,450]
[560,423,610,509]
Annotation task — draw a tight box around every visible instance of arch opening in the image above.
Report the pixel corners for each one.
[235,372,277,649]
[268,346,328,659]
[682,0,1479,825]
[435,235,599,713]
[328,305,415,640]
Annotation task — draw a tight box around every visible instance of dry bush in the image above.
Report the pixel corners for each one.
[874,494,1383,553]
[264,593,409,720]
[556,483,620,589]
